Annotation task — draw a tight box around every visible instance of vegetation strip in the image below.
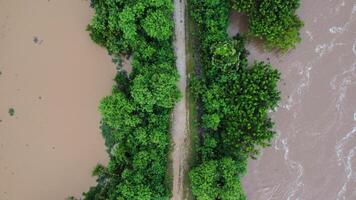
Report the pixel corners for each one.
[187,0,302,199]
[83,0,180,199]
[80,0,302,199]
[188,1,279,199]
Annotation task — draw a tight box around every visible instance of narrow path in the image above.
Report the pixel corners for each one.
[171,0,187,199]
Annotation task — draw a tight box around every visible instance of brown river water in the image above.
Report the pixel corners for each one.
[1,0,355,200]
[0,0,115,199]
[229,0,356,199]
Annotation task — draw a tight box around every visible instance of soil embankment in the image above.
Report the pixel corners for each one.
[0,0,115,199]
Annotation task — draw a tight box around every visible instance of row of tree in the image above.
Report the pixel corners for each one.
[232,0,303,51]
[83,0,180,199]
[188,0,284,199]
[82,0,302,199]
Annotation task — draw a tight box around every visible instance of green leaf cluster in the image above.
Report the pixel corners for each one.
[83,0,180,199]
[87,0,174,54]
[189,158,247,200]
[232,0,303,51]
[188,0,281,199]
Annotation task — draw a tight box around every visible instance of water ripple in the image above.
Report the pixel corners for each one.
[335,127,356,200]
[278,138,304,200]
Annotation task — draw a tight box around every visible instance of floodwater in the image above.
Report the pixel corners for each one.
[0,0,115,199]
[229,0,356,199]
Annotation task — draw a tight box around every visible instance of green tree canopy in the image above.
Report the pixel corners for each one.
[142,10,173,40]
[190,158,247,200]
[188,0,282,199]
[232,0,303,51]
[84,0,179,199]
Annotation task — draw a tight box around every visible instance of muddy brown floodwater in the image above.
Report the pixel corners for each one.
[229,0,356,199]
[0,0,116,199]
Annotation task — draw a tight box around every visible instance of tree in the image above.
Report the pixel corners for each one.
[188,0,282,199]
[99,92,140,131]
[87,0,175,54]
[130,63,180,112]
[142,10,173,40]
[190,160,219,200]
[189,158,247,200]
[83,0,179,199]
[232,0,303,51]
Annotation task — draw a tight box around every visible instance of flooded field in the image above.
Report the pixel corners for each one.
[0,0,115,199]
[229,0,356,199]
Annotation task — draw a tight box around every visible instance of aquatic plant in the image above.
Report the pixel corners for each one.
[8,108,15,116]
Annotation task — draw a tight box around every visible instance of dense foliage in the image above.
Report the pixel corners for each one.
[83,0,290,199]
[83,0,180,199]
[189,158,247,200]
[232,0,303,51]
[87,0,174,55]
[189,0,281,199]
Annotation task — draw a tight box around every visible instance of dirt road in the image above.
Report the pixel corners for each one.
[171,0,188,199]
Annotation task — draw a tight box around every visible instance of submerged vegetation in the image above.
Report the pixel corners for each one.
[232,0,303,51]
[83,0,179,199]
[8,108,15,116]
